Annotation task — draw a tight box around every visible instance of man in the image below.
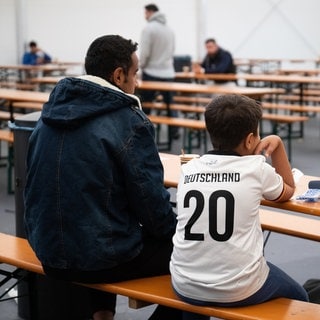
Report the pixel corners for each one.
[196,38,235,75]
[24,35,182,320]
[22,41,52,65]
[139,4,179,139]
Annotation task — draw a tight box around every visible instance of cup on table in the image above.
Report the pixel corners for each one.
[182,66,190,73]
[179,153,200,164]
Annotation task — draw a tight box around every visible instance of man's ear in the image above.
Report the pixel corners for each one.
[112,67,124,86]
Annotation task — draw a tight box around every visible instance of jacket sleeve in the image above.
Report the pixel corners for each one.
[121,113,177,239]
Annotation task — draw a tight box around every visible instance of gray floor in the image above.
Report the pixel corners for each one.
[1,114,320,319]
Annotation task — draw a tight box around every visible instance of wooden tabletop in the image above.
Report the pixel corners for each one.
[160,152,320,217]
[277,69,320,76]
[176,72,320,85]
[0,64,68,73]
[30,77,282,99]
[30,76,64,84]
[0,88,49,103]
[138,80,282,98]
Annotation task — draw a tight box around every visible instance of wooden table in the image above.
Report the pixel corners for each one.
[233,58,283,73]
[176,72,320,104]
[30,76,283,99]
[0,88,49,104]
[137,80,282,99]
[160,152,320,217]
[0,88,49,121]
[0,64,68,83]
[277,69,320,76]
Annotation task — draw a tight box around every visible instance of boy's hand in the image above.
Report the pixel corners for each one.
[254,135,281,158]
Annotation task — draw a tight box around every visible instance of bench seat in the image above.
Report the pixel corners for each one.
[143,101,205,114]
[0,82,38,91]
[277,94,320,104]
[0,111,24,122]
[147,112,308,159]
[11,101,43,110]
[263,102,320,113]
[1,232,320,319]
[0,129,14,193]
[0,129,14,143]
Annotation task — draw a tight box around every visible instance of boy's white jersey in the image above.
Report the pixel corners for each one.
[170,153,284,303]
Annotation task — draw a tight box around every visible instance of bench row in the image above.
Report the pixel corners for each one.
[1,206,320,320]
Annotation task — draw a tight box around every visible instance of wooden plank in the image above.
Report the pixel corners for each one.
[1,229,320,319]
[263,102,320,113]
[260,209,320,241]
[0,130,14,143]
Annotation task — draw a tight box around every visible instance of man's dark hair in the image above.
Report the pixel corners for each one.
[85,35,138,82]
[29,41,37,48]
[205,94,262,151]
[145,4,159,12]
[205,38,216,45]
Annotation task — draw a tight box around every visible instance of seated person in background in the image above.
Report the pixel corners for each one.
[22,41,52,65]
[194,38,235,74]
[170,94,308,320]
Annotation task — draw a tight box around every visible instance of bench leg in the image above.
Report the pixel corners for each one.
[7,144,14,194]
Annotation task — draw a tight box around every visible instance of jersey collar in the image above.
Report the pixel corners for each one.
[206,150,241,156]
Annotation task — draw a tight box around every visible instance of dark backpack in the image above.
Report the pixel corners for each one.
[303,279,320,303]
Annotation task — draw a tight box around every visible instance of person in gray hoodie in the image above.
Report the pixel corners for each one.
[139,4,180,138]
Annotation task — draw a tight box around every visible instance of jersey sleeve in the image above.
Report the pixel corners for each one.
[261,162,284,201]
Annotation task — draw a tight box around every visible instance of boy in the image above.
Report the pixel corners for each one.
[170,94,308,320]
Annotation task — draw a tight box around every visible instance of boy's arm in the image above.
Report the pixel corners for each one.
[254,135,295,201]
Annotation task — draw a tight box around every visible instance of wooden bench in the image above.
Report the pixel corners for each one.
[0,110,24,122]
[292,88,320,96]
[147,113,308,160]
[143,101,205,114]
[1,231,320,319]
[260,113,309,161]
[11,101,44,111]
[0,129,14,193]
[277,94,320,105]
[148,114,207,153]
[173,95,212,105]
[0,129,13,143]
[263,102,320,114]
[0,82,38,91]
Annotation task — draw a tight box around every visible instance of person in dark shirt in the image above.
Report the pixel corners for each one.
[199,38,235,74]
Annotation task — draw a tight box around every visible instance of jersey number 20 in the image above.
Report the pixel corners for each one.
[184,190,235,242]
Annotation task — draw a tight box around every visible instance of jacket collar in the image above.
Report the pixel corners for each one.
[78,75,142,110]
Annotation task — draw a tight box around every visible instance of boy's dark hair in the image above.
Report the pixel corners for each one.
[145,4,159,12]
[85,35,138,82]
[205,94,262,151]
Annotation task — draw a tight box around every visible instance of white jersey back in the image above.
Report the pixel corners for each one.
[170,153,283,303]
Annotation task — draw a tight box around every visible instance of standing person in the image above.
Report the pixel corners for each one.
[139,3,179,139]
[170,94,308,320]
[22,41,52,65]
[24,34,182,320]
[194,38,235,75]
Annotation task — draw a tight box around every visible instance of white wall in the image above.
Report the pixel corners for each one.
[1,0,320,66]
[0,0,17,64]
